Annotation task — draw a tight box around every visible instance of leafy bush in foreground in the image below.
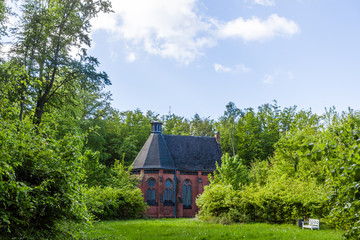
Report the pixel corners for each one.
[197,177,328,224]
[198,111,360,239]
[197,132,330,224]
[0,121,89,239]
[324,116,360,239]
[84,160,147,220]
[84,186,146,220]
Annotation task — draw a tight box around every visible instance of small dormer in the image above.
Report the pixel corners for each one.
[151,122,163,134]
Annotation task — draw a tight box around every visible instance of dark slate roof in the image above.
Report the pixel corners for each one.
[132,133,175,169]
[164,135,222,171]
[132,133,222,171]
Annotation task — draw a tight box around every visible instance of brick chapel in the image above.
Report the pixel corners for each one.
[131,122,222,218]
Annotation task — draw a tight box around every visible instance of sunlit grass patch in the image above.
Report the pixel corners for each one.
[83,218,343,240]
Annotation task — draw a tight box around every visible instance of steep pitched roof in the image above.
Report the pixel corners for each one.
[132,131,222,171]
[132,133,175,169]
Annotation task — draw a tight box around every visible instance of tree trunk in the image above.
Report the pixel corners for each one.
[33,94,47,126]
[19,95,24,122]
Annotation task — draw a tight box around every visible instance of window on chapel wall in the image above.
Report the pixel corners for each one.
[164,178,174,206]
[182,179,192,209]
[146,178,157,206]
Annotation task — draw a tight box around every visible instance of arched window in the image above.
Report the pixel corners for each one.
[164,179,174,206]
[182,179,192,209]
[146,178,157,206]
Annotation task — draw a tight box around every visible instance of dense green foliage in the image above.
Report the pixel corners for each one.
[211,153,249,190]
[216,101,300,166]
[84,186,145,220]
[84,160,147,220]
[197,178,328,225]
[83,218,343,240]
[13,0,112,125]
[0,119,89,239]
[319,115,360,239]
[198,109,360,239]
[0,0,146,238]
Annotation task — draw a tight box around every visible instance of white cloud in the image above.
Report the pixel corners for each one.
[214,63,232,72]
[250,0,275,6]
[126,52,136,62]
[263,74,274,84]
[92,0,216,64]
[91,1,300,64]
[255,0,275,6]
[217,14,300,41]
[0,43,12,59]
[214,63,251,73]
[69,43,92,60]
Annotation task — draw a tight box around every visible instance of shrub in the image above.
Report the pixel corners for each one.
[324,115,360,239]
[197,177,329,224]
[84,186,146,220]
[212,154,249,190]
[0,121,89,239]
[81,150,110,187]
[83,159,147,220]
[196,184,241,223]
[247,177,328,223]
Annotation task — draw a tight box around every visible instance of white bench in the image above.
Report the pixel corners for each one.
[302,219,320,230]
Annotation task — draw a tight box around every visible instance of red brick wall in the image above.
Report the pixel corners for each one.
[136,169,212,218]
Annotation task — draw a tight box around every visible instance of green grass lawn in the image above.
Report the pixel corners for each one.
[83,218,344,240]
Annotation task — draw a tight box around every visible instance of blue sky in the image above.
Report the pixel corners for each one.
[88,0,360,119]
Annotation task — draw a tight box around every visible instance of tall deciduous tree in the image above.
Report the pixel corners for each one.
[11,0,112,125]
[217,102,241,156]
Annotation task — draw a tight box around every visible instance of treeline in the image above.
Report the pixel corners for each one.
[197,108,360,239]
[84,101,305,168]
[83,110,216,167]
